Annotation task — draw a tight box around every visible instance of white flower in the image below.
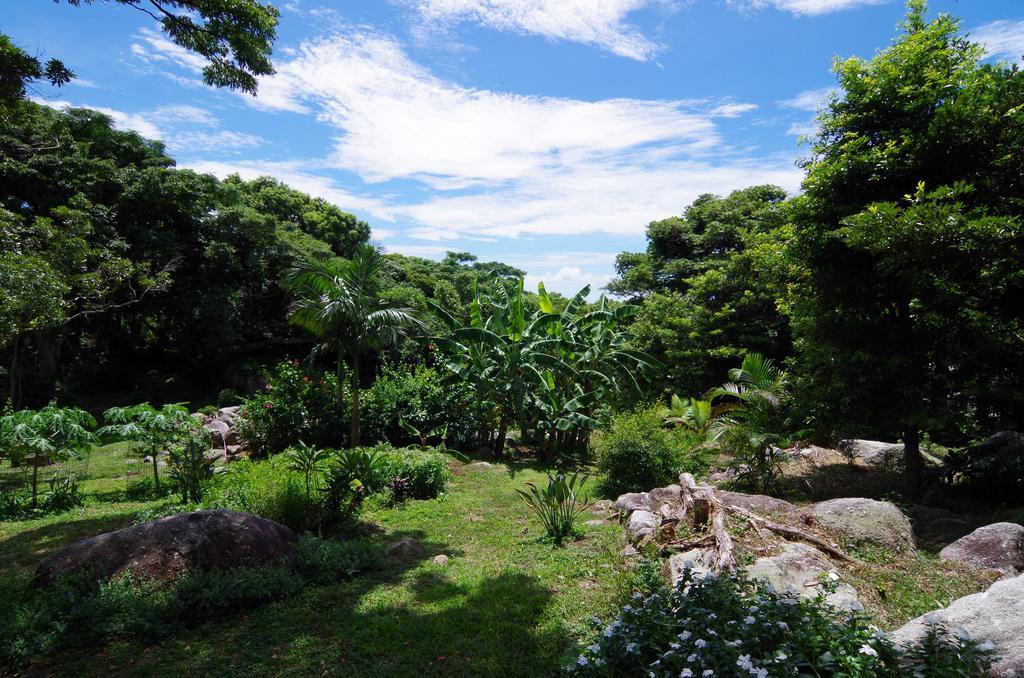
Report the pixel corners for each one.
[694,639,706,648]
[603,626,615,638]
[587,644,600,653]
[978,641,996,652]
[744,616,756,625]
[576,656,589,666]
[955,627,972,641]
[679,631,691,641]
[776,652,788,661]
[626,643,637,654]
[702,671,714,677]
[687,654,697,663]
[751,669,768,678]
[924,612,942,625]
[707,630,717,636]
[859,644,878,658]
[748,605,759,613]
[777,621,789,630]
[736,654,753,670]
[680,670,693,677]
[827,571,840,581]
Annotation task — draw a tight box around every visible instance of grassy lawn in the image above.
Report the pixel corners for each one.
[1,446,629,677]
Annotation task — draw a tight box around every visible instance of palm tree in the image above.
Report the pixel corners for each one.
[285,245,423,447]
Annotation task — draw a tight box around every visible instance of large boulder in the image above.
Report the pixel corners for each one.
[615,492,654,514]
[891,573,1024,677]
[34,510,296,586]
[808,497,914,551]
[839,439,904,467]
[939,522,1024,577]
[715,490,795,517]
[744,542,861,610]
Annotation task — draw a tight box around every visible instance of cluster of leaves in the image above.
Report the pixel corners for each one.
[236,361,347,457]
[432,279,661,458]
[0,535,379,668]
[566,567,996,676]
[0,472,83,520]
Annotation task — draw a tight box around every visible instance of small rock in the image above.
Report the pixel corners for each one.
[591,499,615,513]
[464,461,493,471]
[621,545,639,559]
[385,538,423,560]
[891,573,1024,677]
[585,519,606,526]
[625,510,659,542]
[715,490,795,517]
[939,522,1024,577]
[615,492,653,515]
[205,449,226,463]
[809,497,914,551]
[433,554,449,566]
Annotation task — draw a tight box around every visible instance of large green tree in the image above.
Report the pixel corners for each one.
[791,1,1024,499]
[613,186,797,396]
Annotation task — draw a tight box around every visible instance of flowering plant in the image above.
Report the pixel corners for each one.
[565,566,996,677]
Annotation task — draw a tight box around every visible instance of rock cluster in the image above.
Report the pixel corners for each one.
[938,522,1024,577]
[195,405,248,462]
[34,509,296,586]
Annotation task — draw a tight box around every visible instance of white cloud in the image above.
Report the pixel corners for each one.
[786,120,818,137]
[971,19,1024,62]
[524,266,613,298]
[240,32,802,241]
[711,102,758,118]
[729,0,887,16]
[777,86,835,111]
[406,0,664,60]
[130,27,207,73]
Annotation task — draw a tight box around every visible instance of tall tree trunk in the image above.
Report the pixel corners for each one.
[349,350,361,448]
[904,427,923,502]
[152,448,161,492]
[8,333,21,408]
[336,345,347,415]
[31,462,39,509]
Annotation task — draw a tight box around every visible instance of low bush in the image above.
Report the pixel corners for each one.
[360,366,484,448]
[377,446,451,500]
[236,361,347,457]
[593,408,706,497]
[566,568,996,676]
[0,535,380,669]
[0,473,84,520]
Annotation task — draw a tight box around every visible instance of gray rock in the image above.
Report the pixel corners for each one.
[891,573,1024,677]
[591,499,615,513]
[615,492,653,514]
[433,554,449,566]
[669,548,716,583]
[205,449,227,463]
[204,419,231,448]
[463,461,494,471]
[649,484,682,506]
[621,545,639,559]
[840,439,905,467]
[625,510,659,541]
[715,490,795,517]
[939,522,1024,576]
[385,537,423,560]
[217,406,241,419]
[809,497,915,551]
[744,542,861,610]
[34,510,295,586]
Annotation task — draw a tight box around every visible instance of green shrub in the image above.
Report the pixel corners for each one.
[289,534,380,585]
[203,456,318,532]
[236,361,347,457]
[361,366,484,448]
[593,407,704,497]
[377,446,451,499]
[566,568,996,676]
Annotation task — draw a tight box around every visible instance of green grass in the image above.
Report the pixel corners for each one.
[2,446,629,676]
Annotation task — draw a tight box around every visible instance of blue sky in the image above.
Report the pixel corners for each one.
[7,0,1024,296]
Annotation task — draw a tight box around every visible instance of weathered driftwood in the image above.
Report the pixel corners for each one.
[678,473,735,572]
[724,504,855,563]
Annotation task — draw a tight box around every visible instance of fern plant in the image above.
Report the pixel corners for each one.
[516,471,591,545]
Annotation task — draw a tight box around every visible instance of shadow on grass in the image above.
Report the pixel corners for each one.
[31,523,572,677]
[0,513,140,577]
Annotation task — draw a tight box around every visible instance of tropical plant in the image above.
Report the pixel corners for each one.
[99,402,199,494]
[516,471,591,545]
[167,433,215,503]
[0,405,96,508]
[285,440,332,502]
[329,447,387,493]
[285,244,424,447]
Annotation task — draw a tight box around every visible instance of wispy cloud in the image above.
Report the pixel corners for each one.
[777,86,835,111]
[239,31,799,240]
[729,0,887,16]
[405,0,667,61]
[970,19,1024,62]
